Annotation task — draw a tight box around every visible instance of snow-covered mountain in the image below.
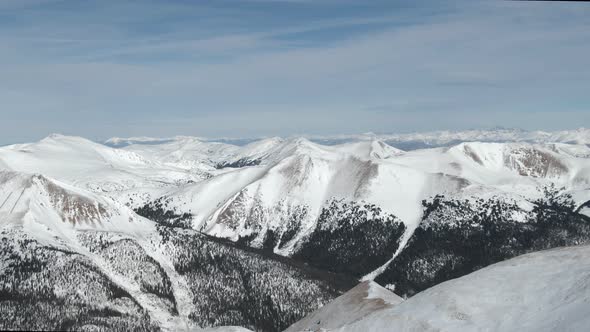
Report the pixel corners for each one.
[132,137,590,263]
[0,170,352,331]
[124,136,241,171]
[2,132,590,331]
[134,137,463,254]
[0,134,209,207]
[395,142,590,194]
[0,170,151,236]
[295,244,590,332]
[3,135,590,276]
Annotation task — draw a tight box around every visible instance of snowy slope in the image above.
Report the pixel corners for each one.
[332,139,404,160]
[0,157,10,171]
[0,170,348,332]
[0,134,206,206]
[284,281,402,332]
[120,136,284,170]
[0,170,152,240]
[392,142,590,202]
[329,245,590,332]
[124,136,239,170]
[215,137,285,168]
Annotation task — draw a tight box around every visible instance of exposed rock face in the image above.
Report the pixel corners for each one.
[216,158,262,169]
[463,144,484,165]
[504,147,568,178]
[41,176,111,226]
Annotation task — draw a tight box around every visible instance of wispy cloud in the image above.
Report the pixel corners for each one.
[0,0,589,143]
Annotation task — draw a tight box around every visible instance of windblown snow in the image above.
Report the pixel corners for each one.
[307,245,590,332]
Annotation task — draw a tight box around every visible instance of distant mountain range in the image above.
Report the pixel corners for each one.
[105,127,590,149]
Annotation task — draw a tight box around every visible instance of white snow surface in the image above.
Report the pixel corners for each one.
[324,245,590,332]
[333,139,404,160]
[285,281,403,332]
[124,136,238,170]
[0,134,208,207]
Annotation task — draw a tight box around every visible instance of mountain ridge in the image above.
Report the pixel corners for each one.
[1,133,590,331]
[103,127,590,150]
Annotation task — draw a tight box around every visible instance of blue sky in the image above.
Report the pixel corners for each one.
[1,0,589,144]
